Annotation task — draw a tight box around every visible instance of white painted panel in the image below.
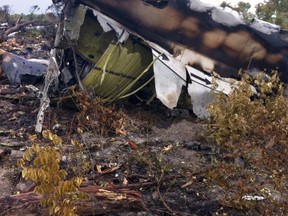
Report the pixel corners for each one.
[186,66,234,118]
[152,50,186,109]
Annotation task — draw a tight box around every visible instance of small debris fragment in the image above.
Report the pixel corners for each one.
[163,144,173,152]
[242,195,266,201]
[127,140,138,150]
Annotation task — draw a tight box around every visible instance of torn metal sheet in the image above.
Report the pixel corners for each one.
[64,5,87,42]
[53,0,288,118]
[186,66,238,118]
[0,23,8,31]
[56,6,154,101]
[94,10,130,43]
[0,49,48,86]
[152,49,186,109]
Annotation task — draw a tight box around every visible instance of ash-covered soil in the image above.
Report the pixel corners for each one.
[0,94,238,216]
[1,37,286,216]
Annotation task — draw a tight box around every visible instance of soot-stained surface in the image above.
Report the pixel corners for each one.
[79,0,288,81]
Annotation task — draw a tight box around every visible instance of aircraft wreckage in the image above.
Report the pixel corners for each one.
[1,0,288,125]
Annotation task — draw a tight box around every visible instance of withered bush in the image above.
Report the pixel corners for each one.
[205,73,288,214]
[207,73,288,145]
[75,91,127,136]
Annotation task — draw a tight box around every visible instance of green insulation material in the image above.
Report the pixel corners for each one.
[76,13,154,101]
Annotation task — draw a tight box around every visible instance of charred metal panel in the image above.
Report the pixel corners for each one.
[54,0,288,117]
[78,0,288,82]
[0,49,48,85]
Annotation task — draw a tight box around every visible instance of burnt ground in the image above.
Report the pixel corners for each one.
[0,38,287,216]
[0,91,245,216]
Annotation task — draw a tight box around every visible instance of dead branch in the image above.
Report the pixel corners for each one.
[0,17,35,43]
[0,185,146,216]
[156,170,176,215]
[0,192,46,216]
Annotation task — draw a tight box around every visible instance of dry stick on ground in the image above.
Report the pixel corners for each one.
[0,17,35,43]
[156,170,177,215]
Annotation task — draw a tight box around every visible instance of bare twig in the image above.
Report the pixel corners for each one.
[156,170,177,215]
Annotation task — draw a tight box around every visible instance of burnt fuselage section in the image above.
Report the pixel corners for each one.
[78,0,288,81]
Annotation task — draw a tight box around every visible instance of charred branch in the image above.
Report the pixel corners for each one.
[0,185,146,216]
[0,17,35,43]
